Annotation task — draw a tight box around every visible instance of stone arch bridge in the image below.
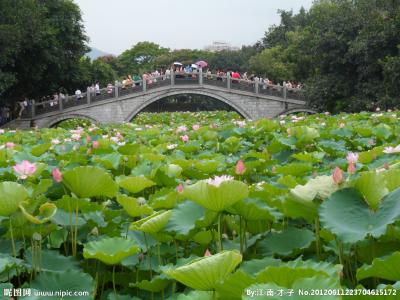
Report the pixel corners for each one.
[7,72,313,129]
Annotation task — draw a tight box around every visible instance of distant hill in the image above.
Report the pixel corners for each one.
[86,47,113,60]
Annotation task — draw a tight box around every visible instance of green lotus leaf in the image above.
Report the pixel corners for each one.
[182,179,249,212]
[118,143,140,155]
[116,175,155,194]
[19,202,57,224]
[193,230,214,245]
[240,257,282,277]
[215,270,255,300]
[290,126,320,144]
[320,188,400,243]
[357,251,400,281]
[25,249,80,272]
[353,171,389,210]
[29,270,94,300]
[383,168,400,192]
[282,194,319,222]
[176,291,213,300]
[129,275,171,292]
[96,153,122,170]
[291,175,338,202]
[130,210,172,234]
[164,250,242,291]
[116,194,153,217]
[275,162,313,176]
[228,198,282,221]
[166,201,205,235]
[63,166,118,198]
[148,188,178,209]
[0,283,13,300]
[0,182,29,216]
[257,227,315,256]
[83,237,140,265]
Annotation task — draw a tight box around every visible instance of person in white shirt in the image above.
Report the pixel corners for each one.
[75,89,82,101]
[95,82,100,95]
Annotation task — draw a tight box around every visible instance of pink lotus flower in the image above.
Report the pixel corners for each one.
[71,133,81,141]
[383,145,400,154]
[235,160,246,175]
[176,183,184,193]
[346,152,359,164]
[176,125,187,133]
[180,135,189,142]
[52,168,62,183]
[13,160,37,179]
[204,249,212,257]
[332,167,343,184]
[92,141,99,149]
[206,175,234,187]
[6,142,15,149]
[51,139,61,145]
[192,124,200,131]
[86,136,92,143]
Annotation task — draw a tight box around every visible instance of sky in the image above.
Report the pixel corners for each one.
[74,0,314,55]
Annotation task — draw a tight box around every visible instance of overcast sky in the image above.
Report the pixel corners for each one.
[74,0,314,55]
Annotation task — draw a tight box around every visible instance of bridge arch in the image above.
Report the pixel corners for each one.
[43,113,99,128]
[124,90,252,121]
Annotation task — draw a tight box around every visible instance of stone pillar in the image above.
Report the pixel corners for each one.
[255,81,259,94]
[171,69,175,86]
[283,84,287,100]
[87,87,91,104]
[227,73,231,90]
[199,68,203,85]
[115,80,119,98]
[31,100,36,118]
[143,76,147,92]
[59,95,63,111]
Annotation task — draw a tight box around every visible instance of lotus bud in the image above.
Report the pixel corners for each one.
[332,167,343,184]
[204,249,212,257]
[235,160,246,175]
[347,163,356,174]
[92,141,99,149]
[176,183,184,193]
[90,227,99,236]
[52,168,62,183]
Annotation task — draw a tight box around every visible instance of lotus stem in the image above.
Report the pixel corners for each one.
[315,217,321,260]
[239,216,243,254]
[74,202,79,257]
[143,232,152,279]
[9,218,17,257]
[112,265,117,298]
[217,213,222,252]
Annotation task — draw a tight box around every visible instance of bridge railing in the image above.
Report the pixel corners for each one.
[28,70,305,118]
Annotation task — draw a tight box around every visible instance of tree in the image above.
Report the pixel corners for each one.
[117,42,169,76]
[0,0,88,104]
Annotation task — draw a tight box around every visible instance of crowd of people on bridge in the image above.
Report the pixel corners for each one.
[9,63,303,122]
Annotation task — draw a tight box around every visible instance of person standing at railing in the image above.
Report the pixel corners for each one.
[95,82,101,96]
[107,83,113,95]
[18,97,28,118]
[133,74,141,86]
[165,69,171,79]
[75,89,82,102]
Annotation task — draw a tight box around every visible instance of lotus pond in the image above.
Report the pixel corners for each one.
[1,110,400,299]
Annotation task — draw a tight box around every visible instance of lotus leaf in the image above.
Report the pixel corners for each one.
[182,179,249,211]
[130,210,172,234]
[353,171,389,210]
[320,188,400,243]
[116,175,155,194]
[29,270,94,300]
[257,227,315,256]
[357,251,400,281]
[83,237,140,265]
[164,250,242,291]
[19,202,57,224]
[166,201,205,235]
[116,194,153,217]
[291,175,338,202]
[63,166,118,198]
[0,182,28,216]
